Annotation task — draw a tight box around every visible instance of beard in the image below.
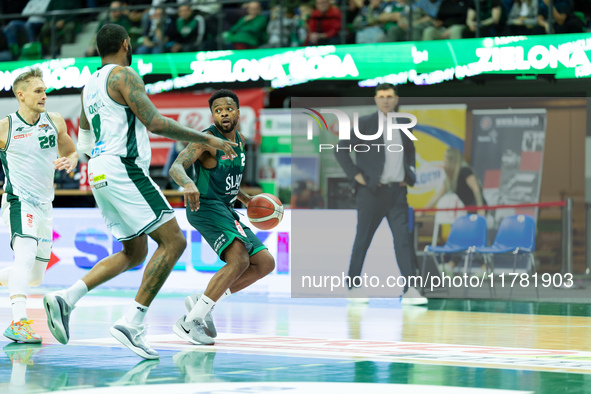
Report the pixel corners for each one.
[126,46,132,66]
[217,118,238,133]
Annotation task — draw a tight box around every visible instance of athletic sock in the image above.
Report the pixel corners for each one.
[11,297,27,322]
[64,280,88,305]
[125,300,149,326]
[217,288,231,302]
[186,294,215,323]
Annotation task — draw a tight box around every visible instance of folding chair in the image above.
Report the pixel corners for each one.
[473,214,537,299]
[421,214,487,293]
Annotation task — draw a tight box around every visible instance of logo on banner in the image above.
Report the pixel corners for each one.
[304,108,417,152]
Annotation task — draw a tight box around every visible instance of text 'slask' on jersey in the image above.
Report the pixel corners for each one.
[82,64,151,171]
[193,125,245,206]
[0,112,59,204]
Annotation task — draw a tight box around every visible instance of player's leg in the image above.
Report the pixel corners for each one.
[44,235,148,345]
[1,194,42,343]
[173,239,249,345]
[226,226,274,294]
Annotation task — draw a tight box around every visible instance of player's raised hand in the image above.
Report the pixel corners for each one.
[208,135,238,158]
[184,182,200,212]
[53,157,76,174]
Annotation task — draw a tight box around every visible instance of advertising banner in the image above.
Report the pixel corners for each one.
[0,208,291,295]
[0,34,589,92]
[471,109,547,221]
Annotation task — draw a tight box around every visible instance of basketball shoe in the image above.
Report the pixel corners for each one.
[173,315,215,345]
[110,317,159,360]
[43,290,74,344]
[3,319,42,343]
[185,293,217,337]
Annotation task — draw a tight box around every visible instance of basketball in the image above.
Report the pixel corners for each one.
[247,193,284,230]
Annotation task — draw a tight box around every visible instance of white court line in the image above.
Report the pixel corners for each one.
[71,333,591,374]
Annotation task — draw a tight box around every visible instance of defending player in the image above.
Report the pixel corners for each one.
[43,24,237,359]
[0,68,78,343]
[169,89,275,345]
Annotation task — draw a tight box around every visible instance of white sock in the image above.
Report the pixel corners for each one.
[65,280,88,305]
[186,294,214,323]
[11,297,27,322]
[218,288,231,302]
[125,300,149,326]
[8,237,37,316]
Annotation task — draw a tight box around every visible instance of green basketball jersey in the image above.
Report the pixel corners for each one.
[193,125,246,206]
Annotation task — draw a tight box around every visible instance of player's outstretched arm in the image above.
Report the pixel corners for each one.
[0,117,9,151]
[169,142,208,211]
[51,112,79,174]
[111,66,237,157]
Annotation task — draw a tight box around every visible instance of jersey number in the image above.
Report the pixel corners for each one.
[39,135,56,149]
[91,114,101,142]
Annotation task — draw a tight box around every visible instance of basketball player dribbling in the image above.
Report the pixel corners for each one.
[168,89,275,345]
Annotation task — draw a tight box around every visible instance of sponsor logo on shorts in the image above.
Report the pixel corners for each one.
[39,237,51,243]
[14,132,33,140]
[93,174,106,182]
[94,181,108,190]
[26,213,33,228]
[214,234,228,253]
[235,220,247,237]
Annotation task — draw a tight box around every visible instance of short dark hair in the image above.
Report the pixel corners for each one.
[208,89,240,111]
[96,24,129,58]
[375,83,397,95]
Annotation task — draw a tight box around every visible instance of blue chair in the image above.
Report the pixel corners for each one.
[420,214,487,292]
[473,214,537,299]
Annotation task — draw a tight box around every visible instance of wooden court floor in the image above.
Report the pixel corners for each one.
[1,290,591,393]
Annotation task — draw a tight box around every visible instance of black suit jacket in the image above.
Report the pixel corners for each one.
[334,111,416,192]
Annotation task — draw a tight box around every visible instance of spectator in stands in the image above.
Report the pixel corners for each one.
[85,0,131,56]
[3,0,48,58]
[263,5,297,48]
[384,0,435,41]
[308,0,342,45]
[463,0,503,37]
[135,7,168,54]
[0,0,27,58]
[127,8,145,50]
[416,0,444,21]
[225,1,268,50]
[183,0,222,50]
[422,148,486,216]
[345,0,364,43]
[534,0,584,33]
[376,0,404,41]
[504,0,538,35]
[290,180,324,209]
[422,0,468,39]
[0,30,11,62]
[165,3,204,52]
[353,0,386,43]
[40,0,82,56]
[292,2,314,46]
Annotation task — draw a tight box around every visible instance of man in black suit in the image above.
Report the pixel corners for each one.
[334,83,427,305]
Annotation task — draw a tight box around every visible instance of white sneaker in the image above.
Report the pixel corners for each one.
[110,318,159,360]
[401,287,428,306]
[173,315,215,346]
[185,293,217,338]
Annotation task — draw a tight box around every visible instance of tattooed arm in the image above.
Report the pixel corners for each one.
[169,142,209,211]
[109,66,236,157]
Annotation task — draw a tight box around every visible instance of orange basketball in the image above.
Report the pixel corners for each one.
[247,193,284,230]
